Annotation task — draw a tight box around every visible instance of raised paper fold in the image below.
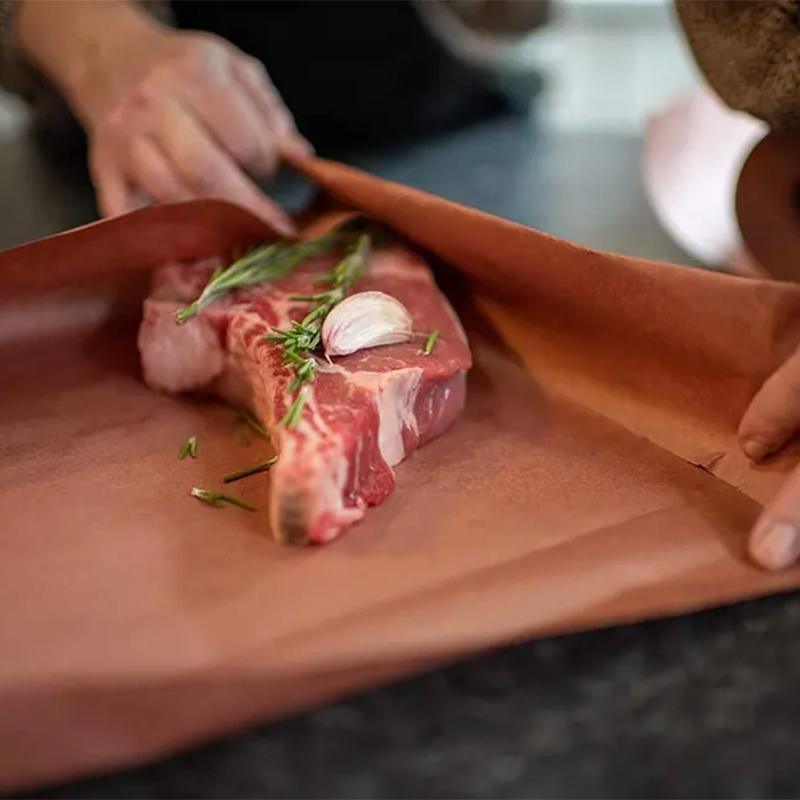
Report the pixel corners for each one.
[2,144,800,791]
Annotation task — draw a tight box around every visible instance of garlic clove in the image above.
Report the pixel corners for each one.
[322,291,413,357]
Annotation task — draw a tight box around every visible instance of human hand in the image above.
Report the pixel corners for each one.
[17,1,308,234]
[740,346,800,568]
[84,27,309,234]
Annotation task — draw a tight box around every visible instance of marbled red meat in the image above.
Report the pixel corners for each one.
[138,238,472,544]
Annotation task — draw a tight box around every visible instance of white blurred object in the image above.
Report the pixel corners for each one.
[643,85,767,269]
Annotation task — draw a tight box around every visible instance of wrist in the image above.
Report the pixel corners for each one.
[15,0,165,125]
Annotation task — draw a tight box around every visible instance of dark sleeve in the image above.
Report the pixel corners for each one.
[676,0,800,130]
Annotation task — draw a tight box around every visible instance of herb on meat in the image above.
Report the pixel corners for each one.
[422,330,440,356]
[175,232,341,325]
[267,233,372,428]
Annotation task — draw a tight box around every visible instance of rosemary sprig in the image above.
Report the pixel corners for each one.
[178,435,198,460]
[223,456,279,484]
[175,231,341,325]
[267,233,372,428]
[236,407,270,440]
[282,387,309,428]
[422,330,440,356]
[190,486,256,511]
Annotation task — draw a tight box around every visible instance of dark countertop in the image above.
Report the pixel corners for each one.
[8,114,800,799]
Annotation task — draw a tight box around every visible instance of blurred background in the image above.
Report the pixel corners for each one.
[0,0,752,267]
[0,0,701,138]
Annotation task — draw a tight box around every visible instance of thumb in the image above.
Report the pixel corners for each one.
[739,346,800,462]
[750,462,800,570]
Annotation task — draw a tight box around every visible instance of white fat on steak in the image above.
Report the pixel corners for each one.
[138,302,225,393]
[317,361,422,466]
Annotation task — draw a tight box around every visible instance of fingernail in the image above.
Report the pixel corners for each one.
[292,130,314,154]
[271,217,296,237]
[742,436,771,462]
[749,521,800,570]
[280,137,314,160]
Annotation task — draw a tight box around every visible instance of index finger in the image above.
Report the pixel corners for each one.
[739,346,800,462]
[232,56,312,157]
[157,100,296,235]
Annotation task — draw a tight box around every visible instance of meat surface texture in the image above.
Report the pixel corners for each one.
[138,237,472,544]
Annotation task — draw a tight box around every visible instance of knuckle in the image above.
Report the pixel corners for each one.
[143,176,172,202]
[228,140,259,170]
[95,111,127,141]
[173,33,229,77]
[241,54,268,80]
[130,76,161,108]
[190,159,227,193]
[187,30,227,51]
[227,132,271,171]
[173,44,207,77]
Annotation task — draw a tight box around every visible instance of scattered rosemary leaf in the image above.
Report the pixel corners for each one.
[422,330,440,356]
[190,487,256,511]
[223,456,279,484]
[178,435,198,460]
[237,407,270,440]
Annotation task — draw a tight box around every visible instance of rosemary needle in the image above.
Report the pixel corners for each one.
[269,232,372,429]
[236,407,270,440]
[281,387,309,429]
[190,487,256,511]
[178,435,198,460]
[422,330,440,356]
[223,456,278,484]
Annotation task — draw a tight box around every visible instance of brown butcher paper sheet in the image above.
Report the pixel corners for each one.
[2,151,800,791]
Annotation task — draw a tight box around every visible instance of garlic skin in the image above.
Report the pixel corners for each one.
[322,291,413,357]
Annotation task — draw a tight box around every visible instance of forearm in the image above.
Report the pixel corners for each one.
[7,0,169,125]
[14,0,165,124]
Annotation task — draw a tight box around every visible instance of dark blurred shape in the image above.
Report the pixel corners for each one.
[172,0,529,151]
[736,131,800,282]
[28,1,549,174]
[442,0,550,36]
[676,0,800,132]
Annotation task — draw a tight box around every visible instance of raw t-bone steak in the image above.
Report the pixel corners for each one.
[138,230,472,544]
